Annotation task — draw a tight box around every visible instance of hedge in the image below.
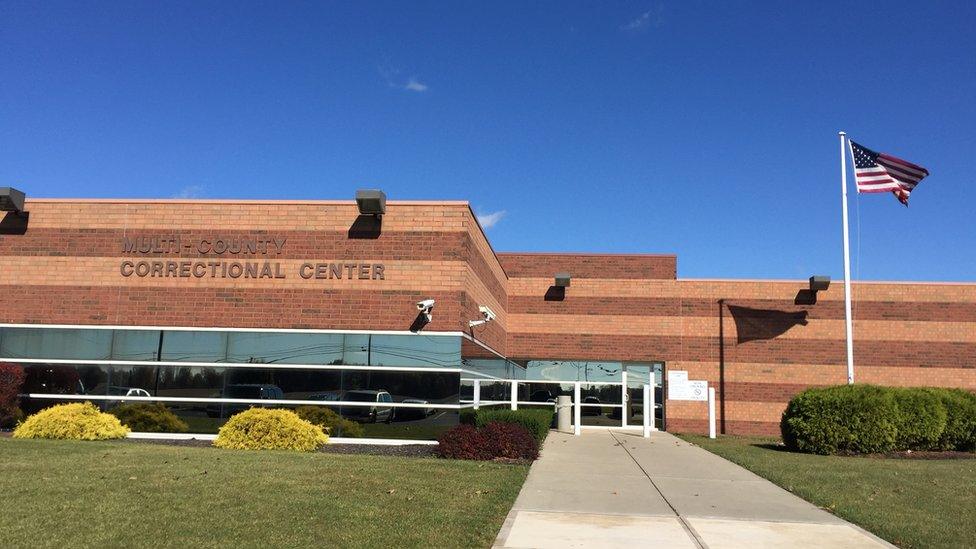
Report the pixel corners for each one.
[109,403,189,433]
[473,408,554,442]
[214,408,328,452]
[294,406,364,438]
[13,402,130,440]
[891,388,947,451]
[437,421,539,461]
[927,388,976,451]
[782,385,976,455]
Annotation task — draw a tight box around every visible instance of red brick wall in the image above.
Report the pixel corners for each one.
[505,270,976,436]
[0,200,510,345]
[498,252,676,280]
[2,199,973,437]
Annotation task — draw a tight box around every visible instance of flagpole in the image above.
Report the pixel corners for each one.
[839,131,855,384]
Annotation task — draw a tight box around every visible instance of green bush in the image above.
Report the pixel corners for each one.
[781,385,899,455]
[783,385,976,455]
[927,388,976,451]
[474,408,553,442]
[214,408,327,452]
[459,408,477,425]
[891,388,947,451]
[13,402,129,440]
[109,403,189,433]
[294,406,364,438]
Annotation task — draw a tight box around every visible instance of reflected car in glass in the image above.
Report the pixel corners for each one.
[581,396,602,416]
[341,390,394,423]
[529,390,555,403]
[396,398,435,420]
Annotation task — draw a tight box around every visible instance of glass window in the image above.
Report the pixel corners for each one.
[368,335,460,368]
[225,332,348,365]
[21,363,87,394]
[111,330,161,361]
[523,360,622,382]
[342,335,369,365]
[0,328,113,360]
[160,331,228,362]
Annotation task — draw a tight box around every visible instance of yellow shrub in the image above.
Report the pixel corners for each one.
[213,408,328,452]
[13,402,130,440]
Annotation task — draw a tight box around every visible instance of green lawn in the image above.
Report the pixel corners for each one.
[681,435,976,549]
[0,438,528,548]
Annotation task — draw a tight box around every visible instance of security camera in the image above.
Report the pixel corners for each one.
[478,306,497,322]
[469,305,497,328]
[416,299,435,322]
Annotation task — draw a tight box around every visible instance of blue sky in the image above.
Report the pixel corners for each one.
[2,2,974,281]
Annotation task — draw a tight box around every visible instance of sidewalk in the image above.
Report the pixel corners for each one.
[494,430,892,548]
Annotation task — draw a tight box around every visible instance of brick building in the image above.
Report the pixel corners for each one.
[1,195,973,438]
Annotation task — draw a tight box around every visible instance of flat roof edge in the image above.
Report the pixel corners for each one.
[24,198,471,206]
[497,251,677,259]
[679,277,976,286]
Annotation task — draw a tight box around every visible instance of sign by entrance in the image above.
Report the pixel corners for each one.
[667,370,708,401]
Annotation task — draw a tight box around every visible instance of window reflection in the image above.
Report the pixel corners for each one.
[0,328,113,361]
[15,361,461,436]
[0,327,461,369]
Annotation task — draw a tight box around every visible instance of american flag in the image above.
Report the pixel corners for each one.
[850,140,929,206]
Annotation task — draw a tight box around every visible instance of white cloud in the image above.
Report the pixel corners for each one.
[622,5,663,31]
[404,77,428,92]
[476,210,506,229]
[378,66,429,92]
[172,185,204,199]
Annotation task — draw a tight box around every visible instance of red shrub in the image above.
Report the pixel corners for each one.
[437,421,539,461]
[0,363,26,428]
[483,421,539,460]
[437,424,493,460]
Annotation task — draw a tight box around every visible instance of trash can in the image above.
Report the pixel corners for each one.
[556,395,572,433]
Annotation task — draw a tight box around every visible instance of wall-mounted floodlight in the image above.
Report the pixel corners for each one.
[0,187,26,214]
[356,189,386,216]
[554,272,571,288]
[809,276,831,292]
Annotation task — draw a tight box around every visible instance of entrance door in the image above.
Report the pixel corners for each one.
[622,364,661,429]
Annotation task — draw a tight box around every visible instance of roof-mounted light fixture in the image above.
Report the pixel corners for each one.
[356,189,386,216]
[795,275,831,305]
[809,276,831,292]
[554,272,571,288]
[0,187,26,215]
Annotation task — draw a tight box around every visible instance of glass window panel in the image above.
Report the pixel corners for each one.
[0,328,113,360]
[160,331,228,362]
[342,334,369,365]
[523,360,624,382]
[461,379,510,403]
[461,358,510,378]
[522,382,574,403]
[369,335,460,368]
[21,363,86,395]
[225,332,347,365]
[341,370,459,403]
[111,330,161,361]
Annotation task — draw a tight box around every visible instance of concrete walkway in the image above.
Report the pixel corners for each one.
[494,430,892,548]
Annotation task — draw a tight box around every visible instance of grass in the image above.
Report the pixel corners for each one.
[0,438,528,548]
[681,434,976,549]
